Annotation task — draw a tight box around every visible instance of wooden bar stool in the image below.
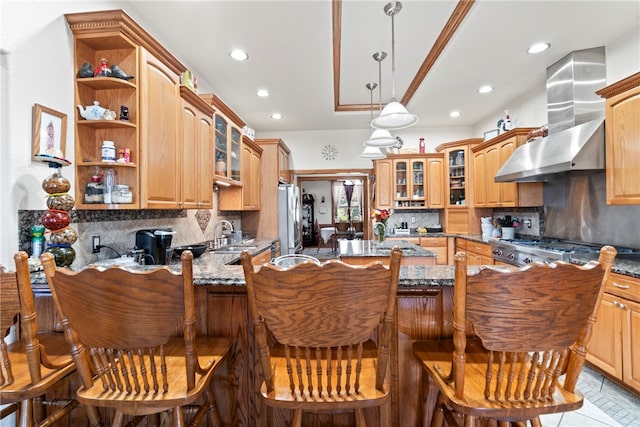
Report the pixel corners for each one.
[1,251,78,426]
[241,248,401,427]
[413,246,616,427]
[41,250,232,426]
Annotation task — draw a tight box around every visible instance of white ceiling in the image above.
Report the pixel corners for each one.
[121,0,639,133]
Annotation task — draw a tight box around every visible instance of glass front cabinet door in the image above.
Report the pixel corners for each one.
[214,115,228,178]
[393,158,426,208]
[448,149,466,206]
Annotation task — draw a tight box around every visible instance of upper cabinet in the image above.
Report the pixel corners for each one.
[201,94,246,185]
[218,136,263,211]
[596,72,640,205]
[67,10,213,209]
[374,154,444,209]
[179,87,214,209]
[68,12,140,209]
[471,129,543,208]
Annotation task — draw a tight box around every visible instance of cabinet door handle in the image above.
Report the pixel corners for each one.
[611,282,630,289]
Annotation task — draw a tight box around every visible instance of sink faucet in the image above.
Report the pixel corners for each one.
[213,220,234,247]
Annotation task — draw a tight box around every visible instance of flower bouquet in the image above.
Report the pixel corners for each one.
[371,208,392,243]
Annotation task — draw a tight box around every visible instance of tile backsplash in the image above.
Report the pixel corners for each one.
[18,209,240,267]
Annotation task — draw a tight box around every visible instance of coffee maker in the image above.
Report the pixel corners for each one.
[135,228,175,265]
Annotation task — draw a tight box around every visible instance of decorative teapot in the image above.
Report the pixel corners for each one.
[77,101,115,120]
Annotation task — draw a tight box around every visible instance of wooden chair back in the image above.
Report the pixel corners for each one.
[0,251,77,425]
[41,250,230,425]
[451,246,616,403]
[241,248,401,423]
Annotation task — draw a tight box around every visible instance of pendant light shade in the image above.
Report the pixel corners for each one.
[360,145,387,159]
[370,2,418,130]
[364,52,396,148]
[372,101,417,130]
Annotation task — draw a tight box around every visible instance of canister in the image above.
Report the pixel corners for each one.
[102,141,116,162]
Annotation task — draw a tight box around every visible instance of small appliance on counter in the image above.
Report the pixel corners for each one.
[135,228,176,265]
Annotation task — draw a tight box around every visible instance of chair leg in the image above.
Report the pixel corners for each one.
[354,408,367,427]
[530,417,542,427]
[204,384,223,427]
[430,392,446,427]
[18,399,34,427]
[291,409,303,427]
[112,411,125,427]
[85,405,103,427]
[171,407,185,426]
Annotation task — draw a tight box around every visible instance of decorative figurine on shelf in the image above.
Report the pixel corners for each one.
[497,109,513,133]
[110,64,134,80]
[419,137,425,154]
[94,58,111,77]
[77,62,94,78]
[119,105,130,122]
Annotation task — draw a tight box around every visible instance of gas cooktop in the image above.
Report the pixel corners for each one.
[490,238,640,266]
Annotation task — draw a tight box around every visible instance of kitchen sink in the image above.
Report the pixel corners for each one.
[210,246,257,254]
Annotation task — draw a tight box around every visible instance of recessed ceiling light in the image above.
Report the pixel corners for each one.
[229,49,249,61]
[271,113,282,120]
[527,42,550,54]
[449,111,461,118]
[478,85,493,94]
[257,89,269,97]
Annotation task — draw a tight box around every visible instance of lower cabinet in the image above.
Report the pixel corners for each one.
[587,273,640,393]
[419,237,448,265]
[456,238,493,265]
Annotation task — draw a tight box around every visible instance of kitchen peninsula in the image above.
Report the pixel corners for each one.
[338,238,437,265]
[28,238,640,426]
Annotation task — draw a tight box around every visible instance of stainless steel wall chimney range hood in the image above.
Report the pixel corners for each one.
[495,47,607,182]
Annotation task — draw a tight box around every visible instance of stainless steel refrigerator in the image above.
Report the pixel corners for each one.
[278,184,302,255]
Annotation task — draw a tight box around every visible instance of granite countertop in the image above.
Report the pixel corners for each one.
[338,239,436,257]
[30,235,639,289]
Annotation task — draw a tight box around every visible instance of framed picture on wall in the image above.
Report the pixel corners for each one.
[32,103,67,160]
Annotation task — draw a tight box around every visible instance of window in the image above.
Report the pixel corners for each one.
[333,180,363,223]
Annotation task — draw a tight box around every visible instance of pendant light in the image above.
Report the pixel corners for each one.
[370,1,418,130]
[360,82,387,159]
[364,51,396,147]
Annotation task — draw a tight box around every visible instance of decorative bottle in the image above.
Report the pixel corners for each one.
[31,225,45,258]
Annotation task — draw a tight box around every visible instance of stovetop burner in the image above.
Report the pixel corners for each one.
[491,238,640,266]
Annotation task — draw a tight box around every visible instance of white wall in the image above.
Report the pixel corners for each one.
[474,33,640,136]
[1,1,119,266]
[257,126,473,171]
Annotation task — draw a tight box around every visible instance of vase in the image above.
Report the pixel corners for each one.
[376,223,386,243]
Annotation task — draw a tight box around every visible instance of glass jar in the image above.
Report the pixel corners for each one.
[41,209,70,231]
[44,244,76,267]
[49,227,78,245]
[42,165,71,194]
[47,193,75,211]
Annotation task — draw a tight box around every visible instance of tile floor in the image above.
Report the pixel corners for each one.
[301,248,640,426]
[544,365,640,427]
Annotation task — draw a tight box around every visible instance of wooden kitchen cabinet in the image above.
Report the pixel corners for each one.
[456,238,493,265]
[140,49,181,208]
[587,272,640,393]
[68,13,140,209]
[243,139,292,239]
[179,86,214,209]
[472,129,543,208]
[596,72,640,205]
[219,136,263,211]
[375,154,444,210]
[374,158,393,210]
[419,236,448,265]
[436,139,484,235]
[199,94,246,185]
[68,10,205,210]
